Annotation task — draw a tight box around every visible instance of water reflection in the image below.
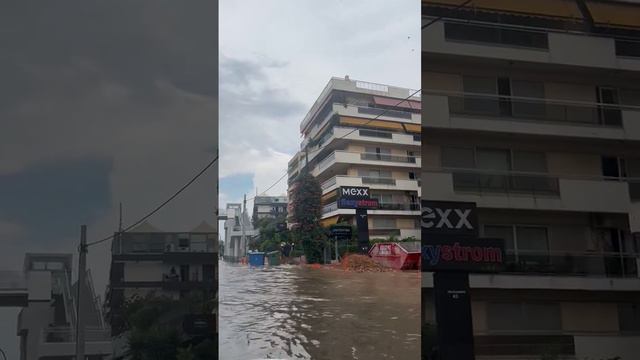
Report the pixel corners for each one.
[219,261,420,359]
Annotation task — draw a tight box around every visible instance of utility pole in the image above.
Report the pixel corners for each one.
[75,225,87,360]
[241,194,247,258]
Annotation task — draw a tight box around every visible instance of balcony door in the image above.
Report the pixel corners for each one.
[597,87,622,126]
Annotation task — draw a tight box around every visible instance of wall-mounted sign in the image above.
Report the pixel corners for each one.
[421,200,478,238]
[339,186,370,200]
[337,198,379,209]
[421,238,505,272]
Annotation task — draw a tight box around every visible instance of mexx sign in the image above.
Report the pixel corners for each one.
[339,186,370,200]
[421,201,478,237]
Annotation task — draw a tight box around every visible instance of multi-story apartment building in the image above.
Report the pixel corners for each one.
[422,0,640,359]
[287,77,422,240]
[223,203,257,261]
[252,195,288,225]
[107,221,217,341]
[2,253,111,360]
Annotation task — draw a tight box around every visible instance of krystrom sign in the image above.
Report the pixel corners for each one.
[422,238,505,272]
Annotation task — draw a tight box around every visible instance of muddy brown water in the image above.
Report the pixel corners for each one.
[219,261,420,360]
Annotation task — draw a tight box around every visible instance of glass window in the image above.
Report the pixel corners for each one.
[484,225,515,251]
[618,303,640,331]
[373,217,396,229]
[511,80,546,118]
[487,302,561,331]
[477,148,510,171]
[516,226,549,252]
[441,147,474,168]
[512,151,546,172]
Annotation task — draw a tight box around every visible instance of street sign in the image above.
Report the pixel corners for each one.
[182,314,216,336]
[356,208,370,253]
[330,225,352,239]
[421,238,505,272]
[421,200,478,238]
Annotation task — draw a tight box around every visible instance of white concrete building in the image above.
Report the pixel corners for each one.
[223,203,257,262]
[287,77,422,240]
[422,0,640,358]
[252,195,287,225]
[107,221,217,355]
[0,253,111,360]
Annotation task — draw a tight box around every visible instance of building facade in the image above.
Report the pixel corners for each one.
[223,203,258,261]
[9,253,111,360]
[252,195,288,226]
[107,221,217,344]
[422,0,640,359]
[287,77,422,240]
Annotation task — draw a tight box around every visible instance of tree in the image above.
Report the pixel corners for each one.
[121,292,216,360]
[290,170,326,263]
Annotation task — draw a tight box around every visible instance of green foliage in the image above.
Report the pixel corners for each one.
[122,292,216,360]
[290,171,326,263]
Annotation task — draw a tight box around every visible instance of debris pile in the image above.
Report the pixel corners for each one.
[340,254,390,272]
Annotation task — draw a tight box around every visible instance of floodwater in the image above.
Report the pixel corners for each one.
[219,260,421,360]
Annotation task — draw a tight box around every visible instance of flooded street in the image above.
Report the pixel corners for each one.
[219,261,421,360]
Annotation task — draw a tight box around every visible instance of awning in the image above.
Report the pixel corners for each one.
[373,96,421,110]
[320,216,339,227]
[403,124,421,133]
[424,0,583,20]
[339,116,404,130]
[586,1,640,29]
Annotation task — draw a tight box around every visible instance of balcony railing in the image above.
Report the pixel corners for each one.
[42,327,110,343]
[449,169,560,196]
[376,202,420,211]
[361,152,417,163]
[501,250,639,278]
[322,202,339,214]
[616,39,640,58]
[358,128,393,139]
[448,93,624,127]
[321,176,338,190]
[443,21,549,50]
[357,106,414,119]
[362,177,396,185]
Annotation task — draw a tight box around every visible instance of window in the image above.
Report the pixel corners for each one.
[371,192,393,203]
[627,158,640,201]
[511,80,546,118]
[618,303,640,332]
[483,224,549,259]
[373,217,396,229]
[616,39,640,58]
[462,76,498,115]
[441,147,474,168]
[487,302,561,332]
[409,172,416,180]
[597,87,622,126]
[602,156,623,178]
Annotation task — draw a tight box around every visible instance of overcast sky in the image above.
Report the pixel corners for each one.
[0,1,217,357]
[219,0,420,226]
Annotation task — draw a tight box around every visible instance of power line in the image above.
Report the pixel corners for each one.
[421,0,473,30]
[248,87,422,202]
[86,154,219,247]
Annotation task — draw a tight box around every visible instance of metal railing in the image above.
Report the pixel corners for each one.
[322,202,338,214]
[358,128,393,139]
[376,202,420,211]
[361,152,417,163]
[357,106,414,119]
[444,21,549,49]
[320,176,338,190]
[41,327,111,343]
[502,250,639,278]
[449,169,560,196]
[362,177,396,185]
[447,93,624,127]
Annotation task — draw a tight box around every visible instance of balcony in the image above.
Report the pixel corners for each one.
[423,92,640,141]
[313,126,421,150]
[311,151,421,178]
[423,20,640,71]
[39,327,112,357]
[322,201,421,216]
[501,250,639,279]
[422,168,632,214]
[320,175,420,195]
